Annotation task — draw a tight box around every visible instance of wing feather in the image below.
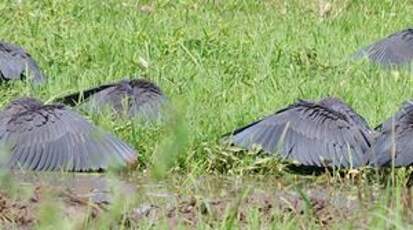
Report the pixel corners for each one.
[353,28,413,67]
[54,79,167,120]
[369,100,413,167]
[228,100,372,168]
[0,105,137,172]
[53,83,117,106]
[0,42,45,83]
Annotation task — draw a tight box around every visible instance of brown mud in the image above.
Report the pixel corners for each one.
[0,173,386,228]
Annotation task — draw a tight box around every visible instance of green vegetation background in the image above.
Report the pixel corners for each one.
[1,0,413,228]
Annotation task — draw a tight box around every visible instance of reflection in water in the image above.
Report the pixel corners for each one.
[5,172,374,213]
[9,172,136,204]
[0,172,381,228]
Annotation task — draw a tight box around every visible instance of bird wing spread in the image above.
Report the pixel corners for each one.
[353,29,413,66]
[228,102,371,168]
[0,106,136,171]
[0,43,45,83]
[53,83,117,106]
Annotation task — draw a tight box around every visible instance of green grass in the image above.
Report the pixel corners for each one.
[1,0,413,228]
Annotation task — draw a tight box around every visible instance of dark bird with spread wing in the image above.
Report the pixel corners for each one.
[55,78,167,120]
[369,101,413,167]
[225,97,374,168]
[0,97,137,172]
[353,28,413,68]
[0,41,45,83]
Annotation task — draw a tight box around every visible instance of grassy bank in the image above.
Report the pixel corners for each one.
[1,0,413,228]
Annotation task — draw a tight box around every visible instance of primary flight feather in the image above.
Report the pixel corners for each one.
[0,97,137,172]
[226,97,373,168]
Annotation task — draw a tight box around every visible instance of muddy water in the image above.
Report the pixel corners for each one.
[1,173,379,227]
[8,173,372,211]
[9,172,136,204]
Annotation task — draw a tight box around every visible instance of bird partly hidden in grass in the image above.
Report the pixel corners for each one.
[225,97,413,169]
[368,101,413,167]
[224,97,375,168]
[353,28,413,68]
[0,97,137,172]
[55,78,167,121]
[0,41,45,84]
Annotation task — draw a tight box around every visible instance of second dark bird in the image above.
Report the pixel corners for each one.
[353,28,413,68]
[55,78,167,121]
[225,97,374,168]
[369,101,413,167]
[0,41,45,84]
[226,97,413,169]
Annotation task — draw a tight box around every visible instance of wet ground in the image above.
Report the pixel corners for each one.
[0,172,389,228]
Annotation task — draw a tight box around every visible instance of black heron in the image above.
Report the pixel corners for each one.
[225,97,374,168]
[0,97,137,172]
[368,101,413,167]
[55,78,167,120]
[353,28,413,68]
[0,41,45,83]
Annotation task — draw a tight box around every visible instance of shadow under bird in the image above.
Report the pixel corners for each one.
[55,78,167,120]
[0,97,137,172]
[225,97,374,168]
[0,41,45,83]
[369,101,413,167]
[353,28,413,68]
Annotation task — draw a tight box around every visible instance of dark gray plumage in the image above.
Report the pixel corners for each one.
[0,97,137,172]
[353,28,413,67]
[0,42,45,83]
[55,79,167,120]
[226,97,373,168]
[369,101,413,167]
